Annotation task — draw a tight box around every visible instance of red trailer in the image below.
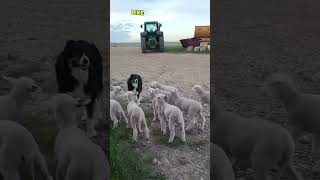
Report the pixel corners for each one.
[180,38,201,48]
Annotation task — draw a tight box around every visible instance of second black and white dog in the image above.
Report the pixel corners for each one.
[55,40,103,137]
[127,74,142,105]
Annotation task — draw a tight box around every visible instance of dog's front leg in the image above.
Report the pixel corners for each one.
[96,95,104,119]
[87,117,97,137]
[86,103,97,137]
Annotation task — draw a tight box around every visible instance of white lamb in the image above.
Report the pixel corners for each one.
[211,142,235,180]
[110,85,123,100]
[265,73,320,173]
[212,94,302,180]
[170,90,206,131]
[110,99,128,129]
[125,91,150,142]
[0,76,41,123]
[147,88,160,122]
[48,93,110,180]
[192,85,210,107]
[147,87,172,122]
[156,94,186,143]
[0,120,53,180]
[149,81,178,92]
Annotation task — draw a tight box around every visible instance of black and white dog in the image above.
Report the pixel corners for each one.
[127,74,142,105]
[55,40,103,137]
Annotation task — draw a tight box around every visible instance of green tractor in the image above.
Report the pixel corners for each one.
[140,21,164,53]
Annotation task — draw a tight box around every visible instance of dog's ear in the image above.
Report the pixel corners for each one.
[2,76,18,85]
[65,40,76,48]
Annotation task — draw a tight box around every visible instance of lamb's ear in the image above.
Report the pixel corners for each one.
[164,95,168,101]
[2,76,18,84]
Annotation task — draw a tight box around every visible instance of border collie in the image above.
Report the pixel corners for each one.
[55,40,103,137]
[127,74,142,105]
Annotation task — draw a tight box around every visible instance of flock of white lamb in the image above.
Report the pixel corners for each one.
[0,76,109,180]
[110,81,209,143]
[3,72,319,180]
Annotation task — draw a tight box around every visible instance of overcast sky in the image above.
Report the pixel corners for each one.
[110,0,210,42]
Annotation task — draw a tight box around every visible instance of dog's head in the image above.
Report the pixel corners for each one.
[128,74,142,91]
[55,40,102,92]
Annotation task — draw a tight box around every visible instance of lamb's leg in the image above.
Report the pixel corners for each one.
[162,115,167,135]
[152,101,157,121]
[185,113,196,131]
[251,146,273,180]
[168,119,176,143]
[56,158,67,180]
[285,161,303,180]
[143,116,150,140]
[110,113,119,129]
[252,161,268,180]
[199,111,206,130]
[131,117,138,142]
[120,108,128,127]
[138,117,143,133]
[132,126,138,142]
[35,153,53,180]
[180,122,186,143]
[28,158,35,180]
[289,127,305,144]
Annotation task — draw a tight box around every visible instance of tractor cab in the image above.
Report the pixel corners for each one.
[140,21,162,33]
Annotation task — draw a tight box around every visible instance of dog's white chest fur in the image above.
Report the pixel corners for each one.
[71,68,88,98]
[71,53,89,98]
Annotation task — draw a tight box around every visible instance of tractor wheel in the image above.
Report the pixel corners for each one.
[159,36,164,52]
[141,36,147,53]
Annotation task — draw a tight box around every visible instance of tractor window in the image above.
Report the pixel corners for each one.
[145,23,157,32]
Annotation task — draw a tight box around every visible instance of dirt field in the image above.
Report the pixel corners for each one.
[111,46,210,179]
[213,0,320,179]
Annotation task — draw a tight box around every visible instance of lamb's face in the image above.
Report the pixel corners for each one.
[20,77,42,93]
[265,74,296,97]
[192,85,202,93]
[170,89,178,98]
[4,76,42,98]
[156,94,166,104]
[113,86,123,95]
[149,81,159,88]
[147,88,156,97]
